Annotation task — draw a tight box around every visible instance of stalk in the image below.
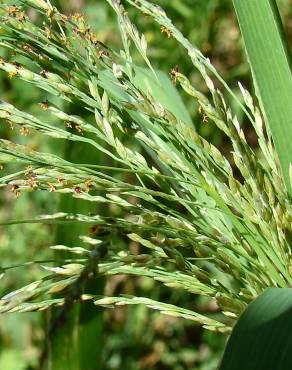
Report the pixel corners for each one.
[46,130,104,370]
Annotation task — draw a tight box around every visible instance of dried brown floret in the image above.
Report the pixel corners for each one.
[160,26,173,38]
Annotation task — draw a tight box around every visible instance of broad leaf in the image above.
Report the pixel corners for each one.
[220,288,292,370]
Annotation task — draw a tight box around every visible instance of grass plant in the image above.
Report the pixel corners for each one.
[0,0,291,368]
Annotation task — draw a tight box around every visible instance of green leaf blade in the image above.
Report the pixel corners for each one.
[219,288,292,370]
[233,0,292,193]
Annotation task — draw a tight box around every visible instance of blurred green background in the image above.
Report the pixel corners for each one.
[1,0,292,369]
